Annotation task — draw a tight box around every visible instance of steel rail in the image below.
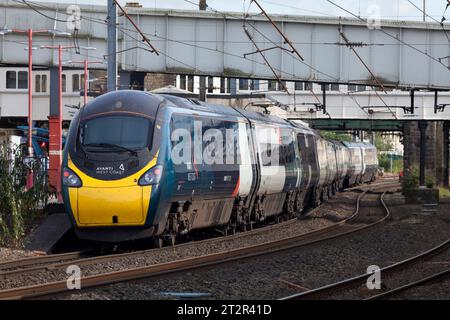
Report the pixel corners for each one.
[0,251,88,271]
[0,181,392,278]
[280,192,450,300]
[366,268,450,300]
[0,183,397,300]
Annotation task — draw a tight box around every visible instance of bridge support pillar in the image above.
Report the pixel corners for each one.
[444,121,450,187]
[404,121,447,187]
[419,121,428,187]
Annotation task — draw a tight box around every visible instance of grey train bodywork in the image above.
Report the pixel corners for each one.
[62,91,378,242]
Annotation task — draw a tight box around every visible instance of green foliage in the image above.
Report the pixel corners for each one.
[402,164,435,191]
[320,131,352,142]
[0,143,50,247]
[439,187,450,199]
[374,133,393,152]
[402,165,420,191]
[425,171,435,189]
[378,153,403,173]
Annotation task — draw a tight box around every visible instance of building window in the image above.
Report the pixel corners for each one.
[80,74,85,91]
[41,75,47,93]
[239,79,249,90]
[6,71,29,89]
[250,79,259,91]
[35,75,41,93]
[73,74,80,92]
[330,84,339,91]
[220,78,226,93]
[278,81,287,91]
[226,78,231,94]
[208,77,214,93]
[295,81,303,91]
[187,75,194,92]
[180,75,186,90]
[268,80,277,91]
[35,74,47,93]
[62,74,66,92]
[18,71,28,89]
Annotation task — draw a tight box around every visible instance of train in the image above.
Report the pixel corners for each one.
[62,90,378,245]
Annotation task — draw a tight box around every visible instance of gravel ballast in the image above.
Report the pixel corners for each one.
[61,193,450,300]
[0,187,363,291]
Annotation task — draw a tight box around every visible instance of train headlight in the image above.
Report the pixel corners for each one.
[63,167,82,188]
[138,165,163,186]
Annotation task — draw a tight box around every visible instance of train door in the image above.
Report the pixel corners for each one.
[170,113,201,201]
[280,127,299,192]
[297,133,317,190]
[200,117,240,199]
[254,123,285,195]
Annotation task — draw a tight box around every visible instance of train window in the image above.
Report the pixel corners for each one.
[18,71,28,89]
[171,114,193,165]
[73,74,80,92]
[82,116,152,150]
[304,82,312,91]
[295,81,303,91]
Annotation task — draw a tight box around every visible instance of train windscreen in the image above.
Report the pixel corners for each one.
[81,115,153,151]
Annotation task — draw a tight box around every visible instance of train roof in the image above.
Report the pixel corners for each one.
[80,90,164,120]
[160,93,293,127]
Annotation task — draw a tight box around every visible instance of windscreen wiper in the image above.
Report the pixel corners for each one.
[84,143,138,156]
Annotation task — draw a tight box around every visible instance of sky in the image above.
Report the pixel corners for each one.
[36,0,449,22]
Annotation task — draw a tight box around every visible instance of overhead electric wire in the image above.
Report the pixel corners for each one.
[326,0,450,71]
[406,0,450,44]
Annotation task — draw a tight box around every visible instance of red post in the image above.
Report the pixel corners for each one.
[26,29,34,190]
[56,45,63,199]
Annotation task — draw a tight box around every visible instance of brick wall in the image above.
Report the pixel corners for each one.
[144,73,177,91]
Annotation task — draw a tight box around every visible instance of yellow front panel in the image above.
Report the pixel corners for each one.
[67,153,159,227]
[77,186,146,226]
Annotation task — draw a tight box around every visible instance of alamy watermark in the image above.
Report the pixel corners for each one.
[67,5,81,31]
[170,120,286,166]
[366,4,382,30]
[66,265,81,290]
[366,265,381,290]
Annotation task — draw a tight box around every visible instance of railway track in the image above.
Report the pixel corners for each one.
[0,181,399,300]
[280,195,450,300]
[0,181,384,277]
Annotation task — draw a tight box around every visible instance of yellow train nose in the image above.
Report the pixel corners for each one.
[77,186,147,225]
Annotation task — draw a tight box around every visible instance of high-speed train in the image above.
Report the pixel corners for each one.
[62,90,378,244]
